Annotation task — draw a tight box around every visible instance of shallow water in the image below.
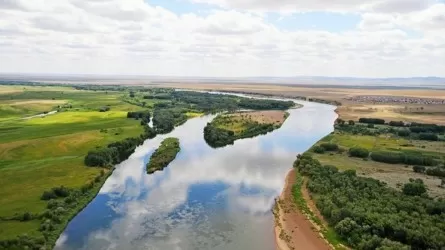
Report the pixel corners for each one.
[55,99,337,250]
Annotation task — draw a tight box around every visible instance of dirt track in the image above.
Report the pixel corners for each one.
[274,169,331,250]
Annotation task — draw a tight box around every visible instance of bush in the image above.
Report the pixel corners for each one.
[389,121,405,127]
[413,165,426,173]
[370,151,435,166]
[41,190,57,200]
[402,179,426,196]
[320,143,339,151]
[313,146,326,154]
[349,147,369,158]
[359,118,385,125]
[370,151,405,164]
[426,167,445,177]
[397,130,410,137]
[418,133,439,141]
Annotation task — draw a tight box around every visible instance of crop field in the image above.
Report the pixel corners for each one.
[0,85,148,241]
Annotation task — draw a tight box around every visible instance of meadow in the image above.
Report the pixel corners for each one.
[0,85,147,243]
[311,123,445,198]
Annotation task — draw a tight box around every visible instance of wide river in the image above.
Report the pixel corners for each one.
[55,97,337,250]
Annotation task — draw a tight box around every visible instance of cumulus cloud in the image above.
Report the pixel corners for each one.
[0,0,444,77]
[190,0,435,13]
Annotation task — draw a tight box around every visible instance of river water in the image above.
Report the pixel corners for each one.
[55,98,337,250]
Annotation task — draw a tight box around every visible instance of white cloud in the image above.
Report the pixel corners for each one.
[190,0,435,13]
[0,0,444,77]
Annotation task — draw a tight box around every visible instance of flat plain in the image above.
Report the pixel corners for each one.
[0,85,146,241]
[156,82,445,124]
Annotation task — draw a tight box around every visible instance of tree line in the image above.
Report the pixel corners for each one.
[204,120,277,148]
[294,154,445,249]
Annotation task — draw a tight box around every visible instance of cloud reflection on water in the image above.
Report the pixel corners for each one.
[56,101,337,250]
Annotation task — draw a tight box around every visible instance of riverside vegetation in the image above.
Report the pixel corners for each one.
[204,110,290,148]
[0,83,294,249]
[289,117,445,250]
[146,138,180,174]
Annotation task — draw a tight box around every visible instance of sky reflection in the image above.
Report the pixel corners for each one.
[55,100,336,250]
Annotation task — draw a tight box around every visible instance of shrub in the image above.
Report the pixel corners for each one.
[320,143,339,151]
[359,118,385,124]
[397,130,410,137]
[418,133,438,141]
[402,179,426,196]
[413,165,426,173]
[426,167,445,177]
[313,146,325,154]
[370,151,405,164]
[41,190,57,200]
[389,121,405,127]
[349,147,369,158]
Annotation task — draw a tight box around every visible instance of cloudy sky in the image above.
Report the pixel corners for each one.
[1,0,444,77]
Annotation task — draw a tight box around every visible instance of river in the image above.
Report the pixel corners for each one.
[55,98,337,250]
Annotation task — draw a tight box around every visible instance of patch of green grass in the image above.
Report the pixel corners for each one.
[0,220,42,240]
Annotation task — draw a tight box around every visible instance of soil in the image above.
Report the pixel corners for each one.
[229,110,286,125]
[274,169,332,250]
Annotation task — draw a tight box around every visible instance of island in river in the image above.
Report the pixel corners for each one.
[204,110,290,148]
[146,137,180,174]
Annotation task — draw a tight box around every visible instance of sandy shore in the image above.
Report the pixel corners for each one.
[274,168,332,250]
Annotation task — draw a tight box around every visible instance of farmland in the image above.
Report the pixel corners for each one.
[0,85,146,245]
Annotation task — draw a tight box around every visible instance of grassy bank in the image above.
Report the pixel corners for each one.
[286,118,445,250]
[146,137,180,174]
[204,110,289,147]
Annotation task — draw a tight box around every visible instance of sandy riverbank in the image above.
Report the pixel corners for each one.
[274,168,331,250]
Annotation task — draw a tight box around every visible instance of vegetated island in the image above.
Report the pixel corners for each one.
[275,117,445,250]
[146,137,180,174]
[204,110,290,148]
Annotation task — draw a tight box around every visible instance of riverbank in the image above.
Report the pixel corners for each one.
[274,168,332,250]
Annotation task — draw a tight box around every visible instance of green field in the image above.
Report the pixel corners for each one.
[311,124,445,197]
[0,85,149,245]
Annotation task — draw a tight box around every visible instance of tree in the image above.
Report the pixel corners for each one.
[336,118,345,125]
[402,179,426,196]
[334,218,358,237]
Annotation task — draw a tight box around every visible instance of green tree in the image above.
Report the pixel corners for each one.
[402,179,426,196]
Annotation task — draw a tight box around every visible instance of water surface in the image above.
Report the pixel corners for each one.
[55,99,337,250]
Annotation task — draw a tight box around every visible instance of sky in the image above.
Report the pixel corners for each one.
[0,0,444,77]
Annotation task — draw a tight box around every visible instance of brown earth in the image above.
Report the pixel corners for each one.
[229,110,286,125]
[156,82,445,124]
[274,168,332,250]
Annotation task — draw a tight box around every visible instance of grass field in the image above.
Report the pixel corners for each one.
[0,85,149,244]
[312,127,445,198]
[213,110,286,135]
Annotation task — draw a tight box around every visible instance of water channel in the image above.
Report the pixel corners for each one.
[55,96,337,250]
